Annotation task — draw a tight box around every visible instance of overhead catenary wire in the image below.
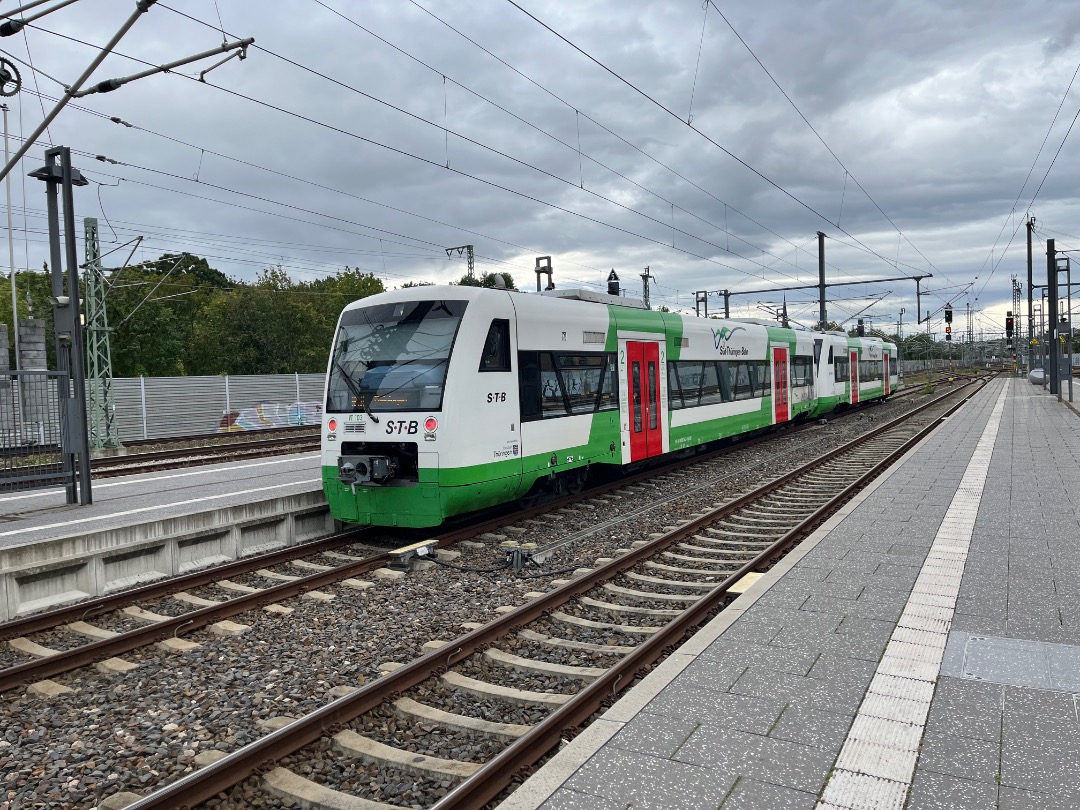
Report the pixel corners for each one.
[20,25,761,286]
[14,83,618,290]
[304,0,810,281]
[21,6,935,307]
[501,0,937,282]
[160,1,914,299]
[972,56,1080,304]
[401,0,820,272]
[704,1,944,285]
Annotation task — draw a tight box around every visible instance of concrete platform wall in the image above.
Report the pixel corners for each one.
[0,490,334,621]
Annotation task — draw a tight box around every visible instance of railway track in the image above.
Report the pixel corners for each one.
[0,378,987,808]
[0,379,954,492]
[65,377,985,810]
[91,427,320,478]
[0,380,963,652]
[0,427,319,490]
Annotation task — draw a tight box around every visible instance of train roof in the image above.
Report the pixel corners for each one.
[538,287,647,309]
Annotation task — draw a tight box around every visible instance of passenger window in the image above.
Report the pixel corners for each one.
[521,351,616,421]
[791,357,814,387]
[596,353,619,411]
[518,351,541,421]
[540,353,567,417]
[676,362,704,407]
[759,361,771,394]
[733,362,753,400]
[479,319,511,372]
[699,361,723,406]
[667,361,683,409]
[558,354,604,414]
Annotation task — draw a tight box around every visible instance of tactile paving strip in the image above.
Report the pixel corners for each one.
[816,381,1010,810]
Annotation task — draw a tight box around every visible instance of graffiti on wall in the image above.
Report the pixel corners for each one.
[218,401,323,432]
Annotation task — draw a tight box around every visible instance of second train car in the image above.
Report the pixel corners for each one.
[322,285,897,527]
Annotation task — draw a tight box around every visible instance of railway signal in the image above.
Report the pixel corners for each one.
[1006,310,1014,348]
[944,305,953,341]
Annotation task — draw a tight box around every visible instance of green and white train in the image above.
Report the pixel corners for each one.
[322,285,897,527]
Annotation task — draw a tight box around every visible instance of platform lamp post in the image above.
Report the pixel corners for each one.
[30,146,91,505]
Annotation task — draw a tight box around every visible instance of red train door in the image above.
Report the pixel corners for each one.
[850,349,860,404]
[772,346,789,424]
[627,341,662,461]
[884,354,891,396]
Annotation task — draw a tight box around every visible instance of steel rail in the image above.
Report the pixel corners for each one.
[114,424,317,452]
[0,530,370,641]
[122,378,986,810]
[0,378,979,685]
[92,434,319,470]
[434,377,986,809]
[2,434,320,489]
[0,501,556,692]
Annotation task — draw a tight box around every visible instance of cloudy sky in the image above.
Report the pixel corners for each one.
[2,0,1079,340]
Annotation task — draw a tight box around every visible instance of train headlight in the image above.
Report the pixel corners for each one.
[328,418,338,431]
[424,416,438,432]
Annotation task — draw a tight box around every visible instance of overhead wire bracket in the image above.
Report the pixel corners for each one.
[72,37,254,97]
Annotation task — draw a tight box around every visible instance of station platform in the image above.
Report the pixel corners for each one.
[0,452,326,621]
[506,378,1080,810]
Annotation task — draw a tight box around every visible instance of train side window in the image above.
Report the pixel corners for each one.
[596,353,619,411]
[522,351,616,420]
[813,338,822,366]
[699,361,723,405]
[745,360,770,398]
[479,319,511,372]
[717,361,734,402]
[858,359,883,382]
[733,362,753,400]
[518,351,541,421]
[667,361,684,409]
[791,356,814,387]
[557,354,604,414]
[675,362,704,407]
[541,352,569,417]
[834,357,848,382]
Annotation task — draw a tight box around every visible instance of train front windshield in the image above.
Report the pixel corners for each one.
[327,299,468,413]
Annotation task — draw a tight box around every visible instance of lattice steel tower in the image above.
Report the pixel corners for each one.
[84,217,121,448]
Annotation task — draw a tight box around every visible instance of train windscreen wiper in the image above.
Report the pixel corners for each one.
[334,360,379,424]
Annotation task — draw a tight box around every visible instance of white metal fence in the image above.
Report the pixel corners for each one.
[111,374,326,442]
[900,359,957,373]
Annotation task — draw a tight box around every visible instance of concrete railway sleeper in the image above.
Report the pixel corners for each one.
[98,378,987,810]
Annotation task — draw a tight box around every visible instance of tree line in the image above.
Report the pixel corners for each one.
[2,255,517,377]
[15,253,1036,377]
